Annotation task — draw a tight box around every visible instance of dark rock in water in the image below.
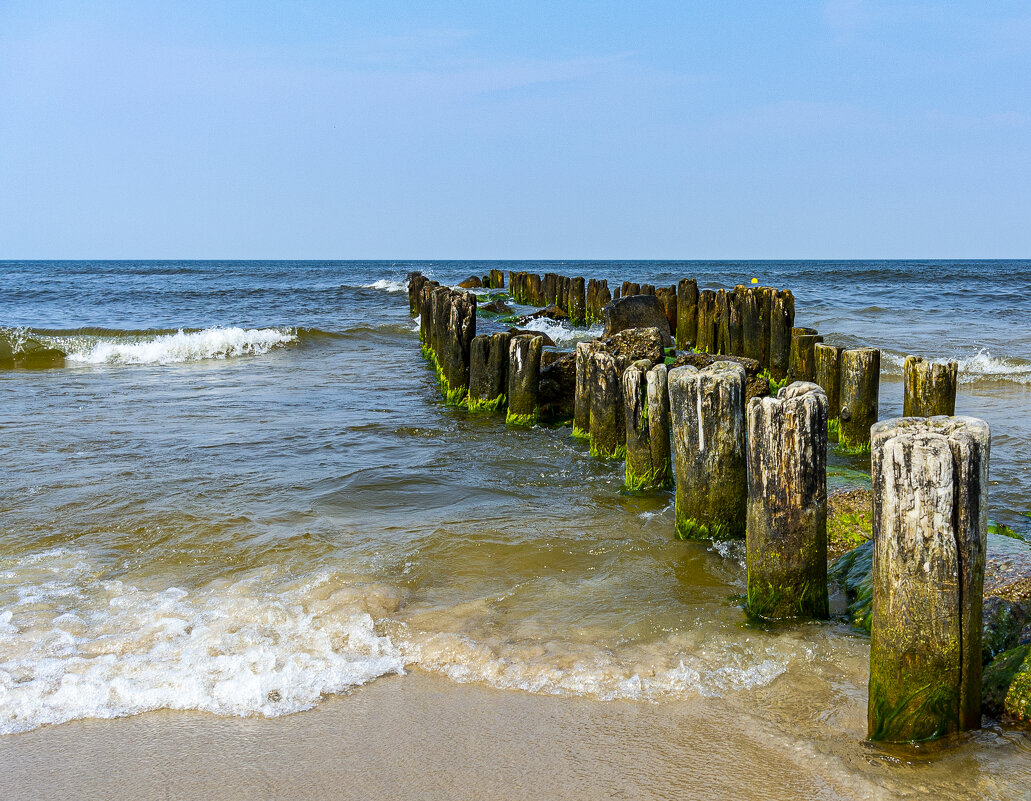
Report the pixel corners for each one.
[601,327,665,365]
[480,299,513,315]
[539,351,576,422]
[507,327,556,348]
[458,276,483,289]
[518,305,568,325]
[983,644,1031,723]
[828,539,873,634]
[671,351,767,402]
[983,598,1031,665]
[540,348,568,370]
[602,295,672,345]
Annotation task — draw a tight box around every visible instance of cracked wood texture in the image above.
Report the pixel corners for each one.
[505,334,542,426]
[868,416,989,742]
[769,290,795,381]
[668,361,747,540]
[746,382,829,620]
[622,362,672,490]
[589,350,627,458]
[573,341,603,438]
[814,344,844,426]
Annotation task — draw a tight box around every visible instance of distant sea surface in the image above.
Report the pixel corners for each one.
[2,261,1030,799]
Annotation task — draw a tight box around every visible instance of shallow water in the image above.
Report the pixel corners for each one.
[1,261,1030,797]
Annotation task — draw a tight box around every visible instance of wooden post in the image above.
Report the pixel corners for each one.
[868,416,989,742]
[676,278,698,351]
[668,361,747,540]
[622,362,673,490]
[468,334,491,410]
[839,347,880,452]
[573,341,603,439]
[814,343,844,437]
[904,356,958,417]
[506,335,543,426]
[589,350,626,459]
[769,290,794,381]
[758,286,775,370]
[746,382,829,620]
[657,286,677,336]
[788,327,819,383]
[715,289,730,355]
[741,287,761,362]
[696,290,716,353]
[570,277,587,325]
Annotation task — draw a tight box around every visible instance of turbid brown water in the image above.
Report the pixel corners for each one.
[2,261,1030,798]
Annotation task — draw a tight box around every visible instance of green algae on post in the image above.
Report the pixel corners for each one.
[588,350,626,460]
[839,347,879,453]
[868,415,990,742]
[903,355,958,417]
[668,361,748,540]
[622,362,673,492]
[506,334,543,427]
[573,341,603,441]
[745,382,829,620]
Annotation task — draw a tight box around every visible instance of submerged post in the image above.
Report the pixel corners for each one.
[868,416,989,742]
[839,347,880,452]
[622,361,672,491]
[573,341,603,439]
[668,361,747,540]
[506,335,543,426]
[904,356,958,417]
[746,382,829,620]
[589,350,626,459]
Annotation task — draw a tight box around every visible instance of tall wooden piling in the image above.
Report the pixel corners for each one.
[788,327,819,383]
[589,351,626,459]
[741,287,762,362]
[904,356,958,417]
[746,382,829,620]
[668,361,747,540]
[769,290,795,381]
[676,278,698,351]
[506,335,543,426]
[758,286,775,369]
[657,286,677,337]
[868,416,989,742]
[715,289,730,355]
[469,333,509,412]
[814,343,844,436]
[571,277,587,325]
[573,341,603,439]
[622,362,672,491]
[839,347,880,452]
[696,290,716,354]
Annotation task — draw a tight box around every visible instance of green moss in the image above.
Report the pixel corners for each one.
[988,519,1026,541]
[421,343,468,406]
[589,443,626,460]
[827,417,840,441]
[745,579,823,621]
[868,677,960,742]
[828,541,873,634]
[675,516,734,541]
[623,465,673,493]
[829,510,872,550]
[836,439,871,456]
[570,425,590,440]
[468,394,506,412]
[505,410,538,427]
[759,369,789,395]
[664,356,675,366]
[984,645,1031,721]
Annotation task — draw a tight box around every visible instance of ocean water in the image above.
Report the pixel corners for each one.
[2,261,1030,797]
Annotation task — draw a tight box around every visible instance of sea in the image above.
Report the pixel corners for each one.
[2,260,1030,798]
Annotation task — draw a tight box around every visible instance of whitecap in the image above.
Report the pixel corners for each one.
[63,327,298,365]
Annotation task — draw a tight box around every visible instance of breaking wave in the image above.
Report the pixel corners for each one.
[0,326,320,367]
[881,347,1031,386]
[361,279,408,293]
[519,317,603,346]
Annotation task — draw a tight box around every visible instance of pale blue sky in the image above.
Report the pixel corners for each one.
[1,1,1029,258]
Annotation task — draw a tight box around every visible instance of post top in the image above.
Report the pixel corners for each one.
[871,415,990,450]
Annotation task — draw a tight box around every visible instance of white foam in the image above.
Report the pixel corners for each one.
[882,347,1031,385]
[363,279,407,293]
[520,317,603,346]
[62,327,298,365]
[0,553,405,735]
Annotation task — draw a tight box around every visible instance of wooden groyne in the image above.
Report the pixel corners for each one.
[406,268,1006,744]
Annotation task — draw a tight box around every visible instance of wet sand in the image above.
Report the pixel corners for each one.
[2,670,1029,801]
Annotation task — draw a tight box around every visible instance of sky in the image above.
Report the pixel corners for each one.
[1,1,1029,259]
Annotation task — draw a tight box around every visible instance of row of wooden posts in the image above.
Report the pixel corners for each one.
[406,270,976,744]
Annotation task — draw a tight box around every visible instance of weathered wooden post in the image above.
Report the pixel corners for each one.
[758,286,775,369]
[904,356,958,417]
[746,382,829,620]
[571,277,587,325]
[676,278,698,351]
[506,335,543,426]
[769,290,794,381]
[788,327,819,382]
[490,268,505,289]
[715,289,730,355]
[668,361,747,540]
[468,334,491,410]
[469,333,509,411]
[622,361,672,491]
[814,343,844,438]
[839,347,880,452]
[741,287,762,362]
[613,286,621,301]
[657,286,677,336]
[696,290,716,353]
[868,415,989,742]
[573,341,603,439]
[589,350,626,459]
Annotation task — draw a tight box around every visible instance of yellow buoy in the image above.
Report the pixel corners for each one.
[750,277,759,284]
